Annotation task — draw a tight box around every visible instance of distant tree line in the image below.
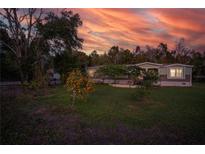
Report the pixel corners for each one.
[88,40,205,81]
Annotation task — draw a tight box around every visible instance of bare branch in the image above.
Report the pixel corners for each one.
[0,40,17,56]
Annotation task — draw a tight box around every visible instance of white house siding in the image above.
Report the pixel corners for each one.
[185,67,192,86]
[159,66,192,87]
[159,67,167,75]
[185,67,192,75]
[160,81,192,87]
[104,79,115,84]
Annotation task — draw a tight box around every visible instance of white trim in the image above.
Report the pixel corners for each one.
[160,81,192,87]
[135,62,163,67]
[164,63,193,68]
[109,84,137,88]
[88,63,193,69]
[190,68,193,86]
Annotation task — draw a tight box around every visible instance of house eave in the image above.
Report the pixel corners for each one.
[134,62,163,67]
[163,64,193,68]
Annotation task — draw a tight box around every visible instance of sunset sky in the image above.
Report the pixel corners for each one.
[68,9,205,54]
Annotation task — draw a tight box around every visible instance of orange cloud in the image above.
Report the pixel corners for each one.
[150,9,205,33]
[70,9,205,54]
[72,8,163,53]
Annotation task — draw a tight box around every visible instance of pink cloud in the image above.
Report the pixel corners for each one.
[69,9,205,54]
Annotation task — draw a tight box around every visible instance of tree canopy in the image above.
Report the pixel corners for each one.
[0,9,84,83]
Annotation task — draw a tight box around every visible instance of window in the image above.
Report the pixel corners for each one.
[169,68,184,78]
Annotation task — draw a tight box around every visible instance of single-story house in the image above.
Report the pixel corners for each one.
[87,62,193,87]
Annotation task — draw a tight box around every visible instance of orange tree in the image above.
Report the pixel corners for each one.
[65,69,94,105]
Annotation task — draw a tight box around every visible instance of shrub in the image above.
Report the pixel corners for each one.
[142,69,159,88]
[65,69,94,105]
[126,66,141,84]
[96,65,126,77]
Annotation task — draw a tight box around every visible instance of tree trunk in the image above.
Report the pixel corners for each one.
[19,68,25,84]
[72,90,76,106]
[16,58,26,84]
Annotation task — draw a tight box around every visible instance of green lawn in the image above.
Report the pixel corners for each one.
[1,83,205,144]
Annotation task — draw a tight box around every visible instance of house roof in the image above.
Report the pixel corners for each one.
[135,62,163,66]
[133,62,193,68]
[87,62,193,69]
[163,63,193,68]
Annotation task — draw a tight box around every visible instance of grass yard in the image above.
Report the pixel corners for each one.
[1,83,205,144]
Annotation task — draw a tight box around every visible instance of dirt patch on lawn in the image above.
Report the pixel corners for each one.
[25,106,200,144]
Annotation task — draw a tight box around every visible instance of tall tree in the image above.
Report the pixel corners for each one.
[0,9,83,82]
[174,38,192,64]
[157,43,174,63]
[89,50,99,66]
[0,8,44,82]
[118,48,133,64]
[37,9,84,75]
[190,51,205,78]
[108,46,120,64]
[37,10,83,54]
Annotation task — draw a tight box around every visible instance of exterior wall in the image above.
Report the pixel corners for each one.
[160,81,192,87]
[185,67,192,75]
[159,67,167,75]
[185,67,192,86]
[159,66,192,87]
[160,74,191,82]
